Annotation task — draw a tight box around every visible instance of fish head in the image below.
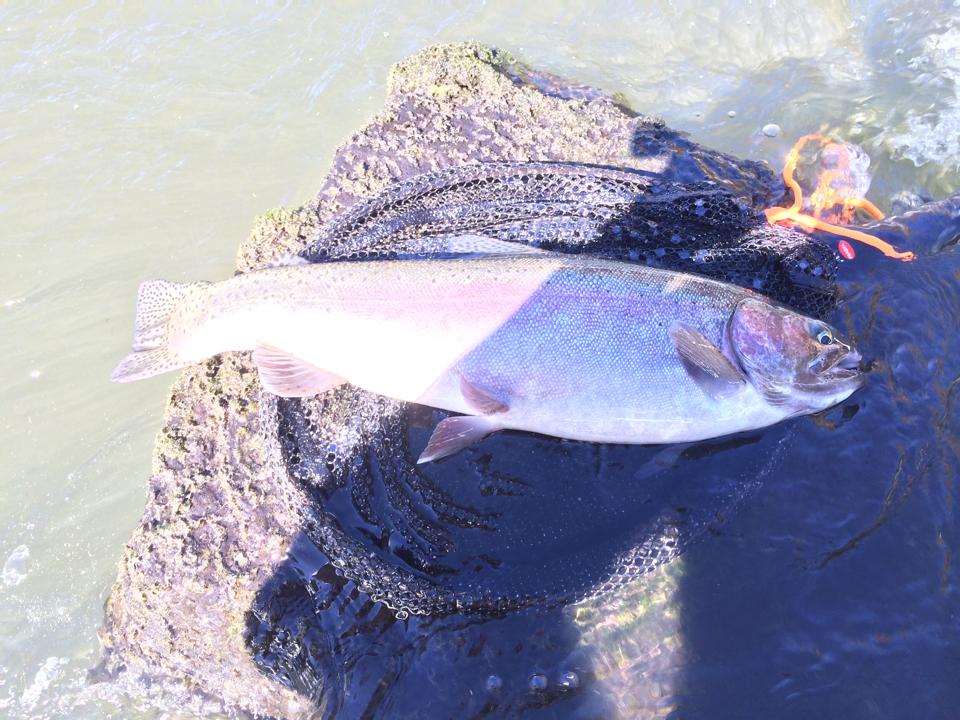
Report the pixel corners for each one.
[729,298,865,413]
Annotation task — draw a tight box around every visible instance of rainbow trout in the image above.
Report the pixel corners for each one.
[113,238,864,462]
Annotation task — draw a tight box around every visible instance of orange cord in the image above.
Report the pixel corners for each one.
[764,133,915,261]
[845,196,885,220]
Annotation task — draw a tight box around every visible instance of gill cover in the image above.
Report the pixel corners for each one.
[729,298,863,412]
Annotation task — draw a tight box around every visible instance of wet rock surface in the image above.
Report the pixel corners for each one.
[97,42,959,719]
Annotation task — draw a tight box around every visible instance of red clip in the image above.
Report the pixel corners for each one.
[837,239,856,260]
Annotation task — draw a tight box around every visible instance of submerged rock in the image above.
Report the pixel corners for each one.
[97,42,843,718]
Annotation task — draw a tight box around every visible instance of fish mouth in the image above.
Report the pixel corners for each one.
[821,348,865,384]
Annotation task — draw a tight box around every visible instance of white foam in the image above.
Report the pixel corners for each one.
[1,545,29,588]
[886,25,960,169]
[19,657,67,710]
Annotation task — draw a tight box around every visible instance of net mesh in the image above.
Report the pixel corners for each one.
[261,161,838,617]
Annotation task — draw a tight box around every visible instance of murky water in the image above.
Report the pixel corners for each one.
[1,2,957,718]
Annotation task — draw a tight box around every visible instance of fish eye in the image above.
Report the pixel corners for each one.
[810,323,834,345]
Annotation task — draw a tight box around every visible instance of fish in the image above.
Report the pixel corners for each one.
[112,237,865,462]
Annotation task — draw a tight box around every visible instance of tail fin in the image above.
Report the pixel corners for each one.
[111,279,208,383]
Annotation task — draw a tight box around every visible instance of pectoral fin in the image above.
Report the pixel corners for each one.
[417,415,502,464]
[670,322,746,400]
[252,343,346,397]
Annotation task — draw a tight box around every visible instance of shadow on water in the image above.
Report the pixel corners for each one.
[673,201,960,718]
[247,408,788,718]
[243,157,959,718]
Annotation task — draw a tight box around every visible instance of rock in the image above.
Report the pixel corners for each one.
[762,123,781,137]
[890,187,934,215]
[96,353,312,718]
[97,42,789,718]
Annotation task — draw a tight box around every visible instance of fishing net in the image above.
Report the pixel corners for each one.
[251,161,839,620]
[302,161,838,317]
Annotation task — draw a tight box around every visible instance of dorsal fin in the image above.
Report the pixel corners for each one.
[393,234,550,260]
[434,234,550,256]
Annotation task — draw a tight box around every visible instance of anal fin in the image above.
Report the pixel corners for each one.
[253,343,345,398]
[417,415,502,464]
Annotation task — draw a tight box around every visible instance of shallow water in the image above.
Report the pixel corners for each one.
[0,1,958,718]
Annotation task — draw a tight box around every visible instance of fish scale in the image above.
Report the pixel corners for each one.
[430,259,767,444]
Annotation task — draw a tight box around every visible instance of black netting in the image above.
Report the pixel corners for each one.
[261,161,839,618]
[301,162,838,318]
